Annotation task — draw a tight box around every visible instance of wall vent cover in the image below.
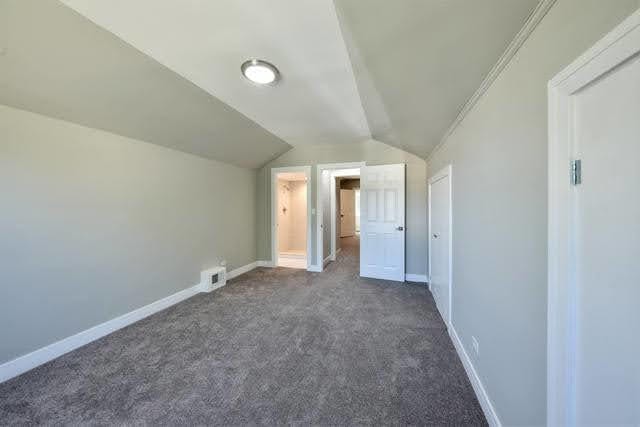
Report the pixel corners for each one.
[200,266,227,292]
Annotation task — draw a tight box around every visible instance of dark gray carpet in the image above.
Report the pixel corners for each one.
[0,237,486,425]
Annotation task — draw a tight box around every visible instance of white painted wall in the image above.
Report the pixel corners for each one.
[257,139,427,274]
[277,180,291,253]
[426,0,640,424]
[0,104,258,365]
[277,179,307,253]
[289,181,307,252]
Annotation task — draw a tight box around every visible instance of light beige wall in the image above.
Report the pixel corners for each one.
[426,0,639,424]
[321,170,332,260]
[276,180,291,252]
[289,181,307,252]
[257,139,427,274]
[0,104,258,365]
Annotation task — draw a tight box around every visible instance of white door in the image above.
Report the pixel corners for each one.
[340,189,356,237]
[360,164,405,281]
[548,11,640,426]
[429,166,451,325]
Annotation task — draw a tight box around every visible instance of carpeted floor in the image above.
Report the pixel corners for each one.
[0,237,486,425]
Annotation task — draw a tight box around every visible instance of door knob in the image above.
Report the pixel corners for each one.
[396,226,404,231]
[433,233,439,239]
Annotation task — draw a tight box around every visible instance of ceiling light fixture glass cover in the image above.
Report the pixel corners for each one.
[241,59,280,85]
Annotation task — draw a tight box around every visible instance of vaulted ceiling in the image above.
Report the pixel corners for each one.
[335,0,540,158]
[1,0,540,167]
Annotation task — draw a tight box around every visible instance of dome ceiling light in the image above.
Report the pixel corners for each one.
[241,59,280,85]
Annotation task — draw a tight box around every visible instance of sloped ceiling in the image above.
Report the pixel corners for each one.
[1,0,541,165]
[0,0,290,168]
[334,0,540,158]
[60,0,371,148]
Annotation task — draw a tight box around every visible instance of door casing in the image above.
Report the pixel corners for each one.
[547,9,640,426]
[315,162,365,271]
[428,165,453,328]
[270,166,312,270]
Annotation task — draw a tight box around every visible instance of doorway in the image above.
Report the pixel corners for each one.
[428,165,452,326]
[547,10,640,426]
[271,166,312,269]
[316,162,364,271]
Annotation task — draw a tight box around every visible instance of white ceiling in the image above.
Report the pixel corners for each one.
[61,0,371,148]
[334,0,540,158]
[6,0,542,163]
[2,0,292,169]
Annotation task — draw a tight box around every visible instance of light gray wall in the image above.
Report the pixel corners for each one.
[322,170,332,260]
[257,139,427,274]
[0,104,258,365]
[426,0,639,424]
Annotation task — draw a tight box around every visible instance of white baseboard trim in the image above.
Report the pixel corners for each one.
[0,283,202,384]
[323,255,332,267]
[449,326,502,427]
[405,273,428,283]
[279,253,306,260]
[256,260,274,268]
[308,264,322,272]
[227,261,257,279]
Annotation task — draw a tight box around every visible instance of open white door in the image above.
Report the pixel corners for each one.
[360,164,405,281]
[548,10,640,426]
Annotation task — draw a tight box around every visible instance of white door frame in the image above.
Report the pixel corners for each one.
[428,164,453,327]
[547,9,640,426]
[271,166,312,270]
[315,162,365,271]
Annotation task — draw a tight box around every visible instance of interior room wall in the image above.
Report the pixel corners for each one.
[426,0,640,424]
[0,104,258,366]
[257,139,427,274]
[335,177,342,251]
[288,181,307,252]
[277,179,292,253]
[321,170,332,260]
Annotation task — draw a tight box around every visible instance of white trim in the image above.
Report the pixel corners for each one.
[316,162,365,271]
[449,326,502,427]
[323,254,332,268]
[227,261,258,279]
[405,274,428,283]
[271,166,312,271]
[0,283,202,383]
[256,260,274,268]
[278,253,306,260]
[428,164,453,327]
[547,9,640,426]
[307,264,322,272]
[427,0,557,161]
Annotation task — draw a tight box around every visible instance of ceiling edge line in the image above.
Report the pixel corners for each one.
[59,1,290,149]
[330,0,373,139]
[0,102,263,169]
[425,0,558,162]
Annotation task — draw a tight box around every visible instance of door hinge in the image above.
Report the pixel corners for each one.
[571,159,582,186]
